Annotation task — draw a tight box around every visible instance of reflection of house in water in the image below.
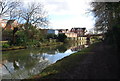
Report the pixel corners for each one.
[71,45,85,51]
[70,41,88,51]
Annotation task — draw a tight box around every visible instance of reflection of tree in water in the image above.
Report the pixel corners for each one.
[2,58,50,79]
[57,44,71,53]
[13,60,19,70]
[86,40,90,46]
[30,46,58,55]
[2,50,40,70]
[1,43,81,79]
[2,52,50,79]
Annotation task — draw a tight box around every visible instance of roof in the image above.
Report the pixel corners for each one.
[71,27,86,30]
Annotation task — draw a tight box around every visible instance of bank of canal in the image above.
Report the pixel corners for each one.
[1,42,88,79]
[30,42,119,79]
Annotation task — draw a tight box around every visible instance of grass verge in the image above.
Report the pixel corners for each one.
[30,42,97,79]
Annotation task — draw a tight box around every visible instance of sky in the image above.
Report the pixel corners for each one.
[23,0,95,30]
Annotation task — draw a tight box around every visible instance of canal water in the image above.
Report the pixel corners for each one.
[1,41,89,79]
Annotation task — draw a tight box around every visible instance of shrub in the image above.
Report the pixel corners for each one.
[2,43,10,48]
[46,34,57,39]
[15,30,29,46]
[57,33,67,42]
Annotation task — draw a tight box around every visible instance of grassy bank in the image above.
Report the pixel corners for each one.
[1,41,63,51]
[28,41,119,79]
[2,46,26,51]
[29,43,96,79]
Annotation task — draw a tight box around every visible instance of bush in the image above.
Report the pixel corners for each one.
[15,30,29,46]
[26,39,40,47]
[2,43,10,48]
[105,25,120,49]
[2,29,13,41]
[46,34,57,39]
[57,33,67,42]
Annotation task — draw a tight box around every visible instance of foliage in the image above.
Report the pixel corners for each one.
[91,2,120,49]
[105,25,120,48]
[15,30,28,46]
[56,44,69,53]
[26,39,40,47]
[91,2,120,32]
[2,43,10,48]
[1,0,50,47]
[15,25,41,46]
[57,33,67,42]
[2,29,13,36]
[2,29,13,41]
[46,34,57,39]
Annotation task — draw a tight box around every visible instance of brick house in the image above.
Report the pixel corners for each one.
[0,19,18,30]
[1,19,19,41]
[0,19,7,29]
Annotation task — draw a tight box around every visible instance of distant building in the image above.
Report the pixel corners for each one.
[65,32,77,38]
[39,27,87,38]
[56,29,77,38]
[70,27,86,37]
[47,29,58,35]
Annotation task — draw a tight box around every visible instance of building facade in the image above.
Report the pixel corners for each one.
[0,19,7,28]
[65,32,77,38]
[70,27,86,37]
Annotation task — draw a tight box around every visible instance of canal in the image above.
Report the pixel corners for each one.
[1,41,89,79]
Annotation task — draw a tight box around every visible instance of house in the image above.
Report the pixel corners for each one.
[0,19,7,28]
[65,32,77,38]
[1,19,19,41]
[57,28,87,38]
[0,19,19,30]
[57,29,77,38]
[70,27,86,37]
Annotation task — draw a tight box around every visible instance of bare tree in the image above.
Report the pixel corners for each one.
[0,0,21,19]
[20,2,49,29]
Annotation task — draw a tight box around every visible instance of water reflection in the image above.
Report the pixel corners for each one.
[1,41,89,79]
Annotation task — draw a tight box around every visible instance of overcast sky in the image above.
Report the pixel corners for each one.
[23,0,95,30]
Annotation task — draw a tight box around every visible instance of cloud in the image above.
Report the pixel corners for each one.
[43,0,92,15]
[22,0,95,30]
[42,0,95,29]
[49,14,95,30]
